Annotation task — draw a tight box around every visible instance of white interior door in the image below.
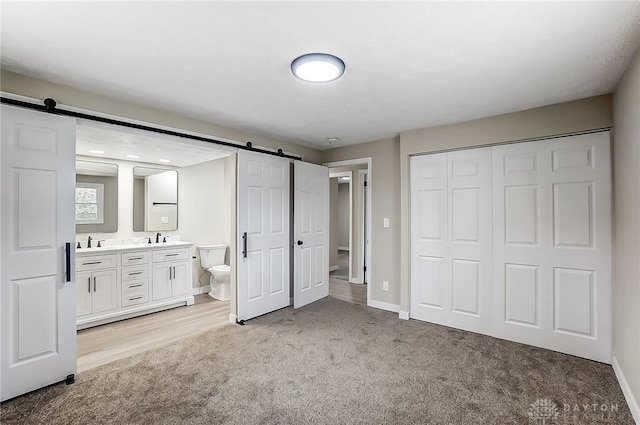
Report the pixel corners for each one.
[492,132,612,363]
[237,150,290,321]
[293,161,329,308]
[1,105,77,401]
[410,148,493,335]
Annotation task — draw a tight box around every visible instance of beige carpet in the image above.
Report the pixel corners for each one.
[1,298,634,424]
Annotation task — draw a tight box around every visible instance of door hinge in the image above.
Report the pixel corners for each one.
[363,266,367,272]
[364,181,368,187]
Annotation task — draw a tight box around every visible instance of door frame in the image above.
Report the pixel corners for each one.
[323,157,372,306]
[328,170,353,283]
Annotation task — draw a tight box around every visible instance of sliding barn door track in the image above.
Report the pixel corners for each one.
[0,96,302,161]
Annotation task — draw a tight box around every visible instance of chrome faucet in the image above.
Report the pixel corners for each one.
[156,232,161,243]
[87,235,92,248]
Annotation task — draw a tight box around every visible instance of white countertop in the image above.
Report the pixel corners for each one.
[76,241,193,255]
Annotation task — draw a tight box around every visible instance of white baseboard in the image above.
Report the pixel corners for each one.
[368,299,400,313]
[613,356,640,424]
[329,265,339,272]
[192,285,211,295]
[337,246,349,251]
[228,313,237,324]
[349,278,364,284]
[399,311,410,320]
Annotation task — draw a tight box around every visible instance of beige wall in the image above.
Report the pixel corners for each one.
[322,138,401,305]
[398,94,613,313]
[0,70,322,164]
[612,46,640,415]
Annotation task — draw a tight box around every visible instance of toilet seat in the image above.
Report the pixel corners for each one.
[208,265,230,275]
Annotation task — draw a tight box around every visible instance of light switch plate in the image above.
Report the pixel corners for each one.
[383,281,389,291]
[383,218,390,228]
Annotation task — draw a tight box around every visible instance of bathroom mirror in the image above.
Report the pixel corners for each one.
[133,167,178,232]
[75,160,119,233]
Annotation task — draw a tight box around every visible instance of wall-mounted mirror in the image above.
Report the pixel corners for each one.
[133,167,178,232]
[75,160,118,233]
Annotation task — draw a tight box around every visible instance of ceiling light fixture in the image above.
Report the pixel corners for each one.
[158,159,171,163]
[89,149,104,154]
[291,53,345,83]
[126,154,140,159]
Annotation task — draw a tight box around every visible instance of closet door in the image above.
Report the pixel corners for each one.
[410,148,492,335]
[492,132,611,363]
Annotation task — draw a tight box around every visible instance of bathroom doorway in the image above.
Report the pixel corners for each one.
[74,120,237,371]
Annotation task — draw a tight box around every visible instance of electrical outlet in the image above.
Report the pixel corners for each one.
[383,281,389,291]
[161,216,169,224]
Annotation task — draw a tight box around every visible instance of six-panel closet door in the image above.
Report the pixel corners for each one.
[492,132,611,363]
[410,147,493,335]
[410,132,612,363]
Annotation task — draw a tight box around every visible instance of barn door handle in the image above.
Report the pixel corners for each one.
[65,242,71,282]
[297,240,303,246]
[242,232,248,258]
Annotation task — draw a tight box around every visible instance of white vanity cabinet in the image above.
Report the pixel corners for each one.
[151,247,191,301]
[76,254,118,317]
[75,242,194,329]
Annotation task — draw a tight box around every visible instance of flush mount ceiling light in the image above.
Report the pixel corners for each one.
[126,154,140,159]
[89,149,104,154]
[291,53,345,83]
[158,159,171,163]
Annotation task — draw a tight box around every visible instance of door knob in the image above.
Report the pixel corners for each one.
[297,240,303,245]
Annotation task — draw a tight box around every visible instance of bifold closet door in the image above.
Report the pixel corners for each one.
[492,132,612,363]
[410,147,493,335]
[237,150,290,321]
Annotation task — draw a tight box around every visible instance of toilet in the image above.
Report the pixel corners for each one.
[197,244,231,301]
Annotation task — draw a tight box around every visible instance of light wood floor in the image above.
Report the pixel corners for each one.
[78,281,367,373]
[77,295,230,373]
[328,277,367,305]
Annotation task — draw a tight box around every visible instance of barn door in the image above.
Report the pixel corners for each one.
[236,150,290,321]
[1,105,77,401]
[293,161,329,308]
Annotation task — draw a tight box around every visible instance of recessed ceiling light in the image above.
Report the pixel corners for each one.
[158,159,171,163]
[89,149,104,154]
[126,154,140,159]
[291,53,345,83]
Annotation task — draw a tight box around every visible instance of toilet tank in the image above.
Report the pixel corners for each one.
[197,244,227,268]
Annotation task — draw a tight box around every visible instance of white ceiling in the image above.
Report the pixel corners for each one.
[76,125,231,167]
[2,2,639,150]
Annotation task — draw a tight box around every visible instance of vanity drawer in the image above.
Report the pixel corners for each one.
[122,292,148,307]
[122,279,148,296]
[122,265,148,281]
[121,251,150,266]
[76,254,117,272]
[152,248,190,263]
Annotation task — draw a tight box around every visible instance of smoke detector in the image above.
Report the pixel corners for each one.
[327,137,340,147]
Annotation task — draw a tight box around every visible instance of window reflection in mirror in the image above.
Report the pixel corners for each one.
[133,167,178,232]
[75,161,118,233]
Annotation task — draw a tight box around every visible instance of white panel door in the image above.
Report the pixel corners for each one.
[1,105,77,401]
[410,153,449,324]
[293,161,329,309]
[237,150,290,321]
[492,132,612,363]
[447,148,493,333]
[410,149,492,335]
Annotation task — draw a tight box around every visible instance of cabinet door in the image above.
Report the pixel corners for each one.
[152,264,172,301]
[76,271,92,317]
[171,262,189,296]
[91,269,118,314]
